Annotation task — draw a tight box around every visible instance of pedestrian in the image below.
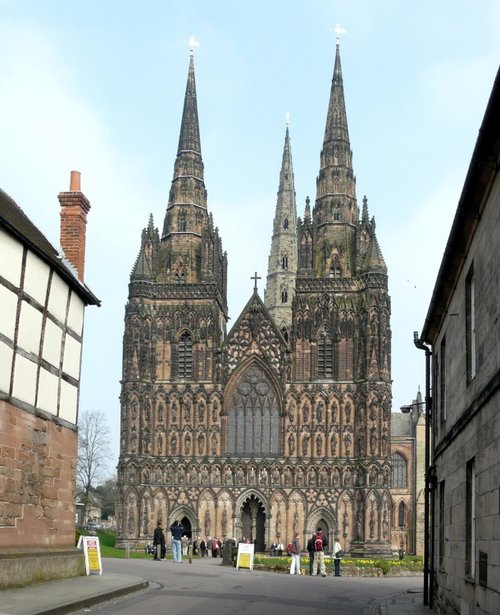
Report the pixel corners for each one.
[333,538,343,577]
[311,527,328,577]
[307,534,315,575]
[200,538,207,557]
[289,532,302,575]
[153,521,165,560]
[170,520,184,563]
[211,537,218,557]
[181,534,189,556]
[192,536,199,556]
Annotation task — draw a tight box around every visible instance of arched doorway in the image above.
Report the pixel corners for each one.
[180,516,192,539]
[241,495,266,552]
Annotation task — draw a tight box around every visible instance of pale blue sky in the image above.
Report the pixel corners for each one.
[1,1,498,476]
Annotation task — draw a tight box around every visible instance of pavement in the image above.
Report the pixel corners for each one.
[0,569,433,615]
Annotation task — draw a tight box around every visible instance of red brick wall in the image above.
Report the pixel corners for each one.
[0,400,77,548]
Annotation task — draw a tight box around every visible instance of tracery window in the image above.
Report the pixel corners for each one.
[281,289,288,303]
[398,501,406,527]
[318,329,334,378]
[329,256,342,278]
[177,331,193,379]
[178,212,186,232]
[333,203,340,221]
[227,363,280,455]
[392,452,407,488]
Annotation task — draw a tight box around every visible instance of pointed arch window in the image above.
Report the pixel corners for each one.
[280,326,289,343]
[398,501,406,527]
[318,329,334,378]
[329,256,342,278]
[177,331,193,379]
[178,212,186,232]
[392,452,407,488]
[281,289,288,303]
[283,218,289,230]
[333,203,340,221]
[282,254,288,269]
[227,363,280,455]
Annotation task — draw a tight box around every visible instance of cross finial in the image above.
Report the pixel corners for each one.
[251,272,261,292]
[188,36,200,57]
[333,23,346,44]
[285,112,290,127]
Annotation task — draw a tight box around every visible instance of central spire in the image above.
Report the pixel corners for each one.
[162,53,207,242]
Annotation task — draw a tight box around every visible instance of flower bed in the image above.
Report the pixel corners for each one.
[253,554,423,577]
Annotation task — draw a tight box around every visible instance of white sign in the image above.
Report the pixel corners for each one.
[78,535,103,576]
[236,542,255,571]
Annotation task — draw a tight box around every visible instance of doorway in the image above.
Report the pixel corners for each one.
[241,495,266,552]
[180,516,192,539]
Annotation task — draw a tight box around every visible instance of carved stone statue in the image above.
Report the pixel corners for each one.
[288,433,295,455]
[204,509,210,536]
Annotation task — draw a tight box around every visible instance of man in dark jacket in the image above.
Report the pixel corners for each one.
[153,522,165,560]
[307,534,316,575]
[170,520,184,562]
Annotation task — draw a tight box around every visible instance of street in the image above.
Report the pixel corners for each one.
[72,556,423,615]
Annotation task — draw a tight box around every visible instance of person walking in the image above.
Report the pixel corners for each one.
[153,522,165,560]
[170,520,184,563]
[307,534,315,575]
[289,532,302,575]
[200,538,207,557]
[333,538,343,577]
[311,527,328,577]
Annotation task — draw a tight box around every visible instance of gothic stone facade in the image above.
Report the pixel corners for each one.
[117,47,404,556]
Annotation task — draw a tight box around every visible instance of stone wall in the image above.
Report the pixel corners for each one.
[0,399,77,548]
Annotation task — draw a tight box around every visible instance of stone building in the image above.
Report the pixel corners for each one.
[390,391,426,556]
[0,172,99,585]
[116,44,397,557]
[420,69,499,614]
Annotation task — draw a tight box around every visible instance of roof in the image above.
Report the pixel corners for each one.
[421,68,500,343]
[0,187,100,306]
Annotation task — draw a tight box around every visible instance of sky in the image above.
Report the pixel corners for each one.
[1,1,498,478]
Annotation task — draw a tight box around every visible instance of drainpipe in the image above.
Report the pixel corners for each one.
[413,331,433,607]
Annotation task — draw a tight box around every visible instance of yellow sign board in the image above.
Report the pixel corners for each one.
[236,543,255,571]
[78,535,103,576]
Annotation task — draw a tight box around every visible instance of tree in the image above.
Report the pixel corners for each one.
[77,410,112,525]
[95,477,117,519]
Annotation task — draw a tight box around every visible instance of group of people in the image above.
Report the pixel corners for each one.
[287,528,342,577]
[152,521,225,562]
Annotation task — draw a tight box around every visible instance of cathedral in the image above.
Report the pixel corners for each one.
[116,42,402,557]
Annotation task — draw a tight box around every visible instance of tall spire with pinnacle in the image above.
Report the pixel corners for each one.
[312,37,358,277]
[162,51,207,242]
[264,120,298,338]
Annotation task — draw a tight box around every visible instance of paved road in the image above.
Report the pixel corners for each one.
[73,557,422,615]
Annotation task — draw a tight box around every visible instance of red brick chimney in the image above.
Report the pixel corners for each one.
[58,171,91,282]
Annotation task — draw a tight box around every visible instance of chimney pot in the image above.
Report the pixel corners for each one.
[70,170,81,192]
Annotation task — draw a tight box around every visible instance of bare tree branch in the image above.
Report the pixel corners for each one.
[77,410,112,524]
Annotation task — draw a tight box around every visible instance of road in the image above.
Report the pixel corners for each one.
[75,556,422,615]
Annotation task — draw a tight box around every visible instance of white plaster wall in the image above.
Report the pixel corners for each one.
[67,292,84,337]
[59,379,78,424]
[37,367,59,414]
[0,284,18,341]
[24,251,50,306]
[62,333,82,380]
[0,228,22,286]
[12,353,37,406]
[0,340,13,392]
[42,318,63,368]
[47,273,68,324]
[17,301,43,356]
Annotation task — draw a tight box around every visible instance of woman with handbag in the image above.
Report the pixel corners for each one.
[333,539,343,577]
